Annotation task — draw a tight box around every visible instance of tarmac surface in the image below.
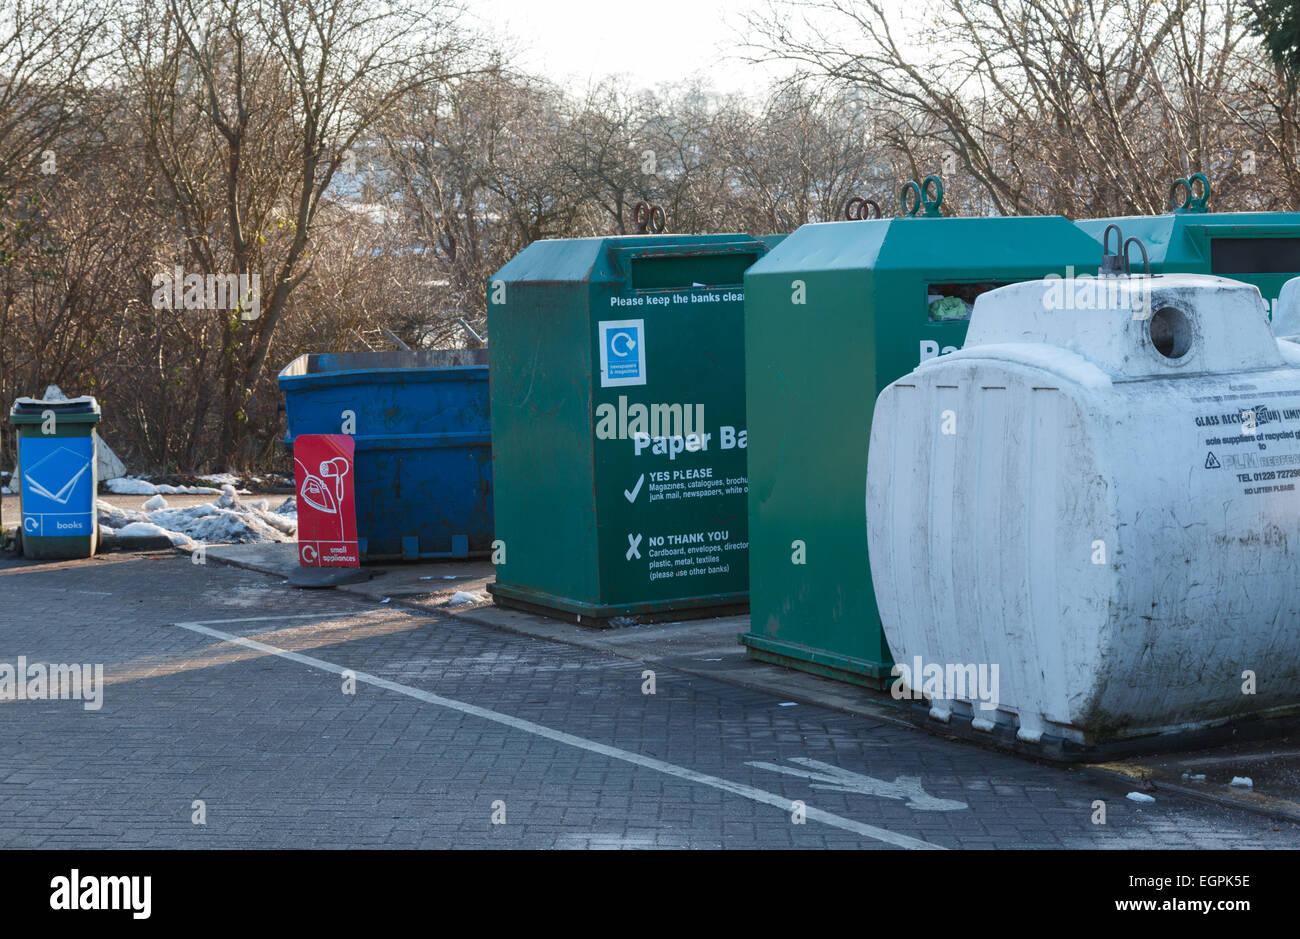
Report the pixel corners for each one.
[1,541,1298,848]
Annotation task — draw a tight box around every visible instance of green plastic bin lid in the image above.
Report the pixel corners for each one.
[10,394,100,423]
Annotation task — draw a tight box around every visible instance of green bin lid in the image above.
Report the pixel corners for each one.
[9,395,101,424]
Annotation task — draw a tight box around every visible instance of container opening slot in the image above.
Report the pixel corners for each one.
[628,253,758,292]
[1210,237,1300,275]
[927,282,1012,322]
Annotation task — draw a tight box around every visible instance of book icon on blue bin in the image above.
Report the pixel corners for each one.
[23,445,92,505]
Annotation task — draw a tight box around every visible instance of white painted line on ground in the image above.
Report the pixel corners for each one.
[175,618,943,850]
[182,611,389,626]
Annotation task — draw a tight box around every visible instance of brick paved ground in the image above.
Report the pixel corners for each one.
[1,550,1296,848]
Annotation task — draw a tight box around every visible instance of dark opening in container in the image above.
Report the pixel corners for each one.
[1150,306,1192,359]
[1210,237,1300,274]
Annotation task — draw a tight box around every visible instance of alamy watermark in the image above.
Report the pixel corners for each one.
[890,656,1000,711]
[151,267,261,320]
[1042,267,1153,319]
[0,657,104,710]
[50,870,150,919]
[595,395,704,441]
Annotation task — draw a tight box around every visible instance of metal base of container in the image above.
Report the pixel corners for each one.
[16,528,98,561]
[738,633,893,690]
[902,700,1300,763]
[487,581,747,629]
[357,536,488,564]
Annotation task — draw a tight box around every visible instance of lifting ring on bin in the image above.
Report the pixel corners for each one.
[1168,172,1211,213]
[1123,236,1151,276]
[632,200,667,234]
[900,180,923,216]
[843,196,881,220]
[921,175,944,215]
[1100,223,1126,276]
[900,176,944,217]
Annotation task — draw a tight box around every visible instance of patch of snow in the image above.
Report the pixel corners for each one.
[104,476,222,495]
[1126,792,1156,803]
[97,500,146,527]
[96,487,296,546]
[15,385,95,408]
[104,476,157,495]
[142,494,168,511]
[1229,776,1253,788]
[920,342,1113,389]
[273,496,296,517]
[257,509,298,537]
[1278,338,1300,365]
[446,591,484,605]
[1,486,10,495]
[198,472,241,486]
[113,521,195,547]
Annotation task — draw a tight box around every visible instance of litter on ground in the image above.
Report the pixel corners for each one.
[446,591,484,605]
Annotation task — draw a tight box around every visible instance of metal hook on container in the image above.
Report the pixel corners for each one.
[900,180,923,217]
[1100,223,1126,276]
[920,175,944,216]
[1123,236,1151,276]
[632,200,667,234]
[1169,173,1211,214]
[900,176,944,217]
[843,196,881,220]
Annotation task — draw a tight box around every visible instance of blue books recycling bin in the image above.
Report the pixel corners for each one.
[9,395,101,559]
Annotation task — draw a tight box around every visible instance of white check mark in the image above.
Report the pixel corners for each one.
[624,473,645,502]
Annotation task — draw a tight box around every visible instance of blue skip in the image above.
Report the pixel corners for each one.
[278,350,492,561]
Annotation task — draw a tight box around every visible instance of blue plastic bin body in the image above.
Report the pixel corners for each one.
[278,349,492,561]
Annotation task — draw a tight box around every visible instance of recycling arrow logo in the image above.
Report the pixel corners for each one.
[1205,451,1220,469]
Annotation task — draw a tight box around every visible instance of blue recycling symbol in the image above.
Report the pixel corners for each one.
[606,325,641,379]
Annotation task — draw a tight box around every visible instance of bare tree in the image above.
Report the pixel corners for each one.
[119,0,473,466]
[0,0,110,191]
[745,0,1258,217]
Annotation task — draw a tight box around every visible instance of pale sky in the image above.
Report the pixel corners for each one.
[467,0,913,96]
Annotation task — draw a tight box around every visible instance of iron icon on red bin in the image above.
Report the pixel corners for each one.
[294,434,359,567]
